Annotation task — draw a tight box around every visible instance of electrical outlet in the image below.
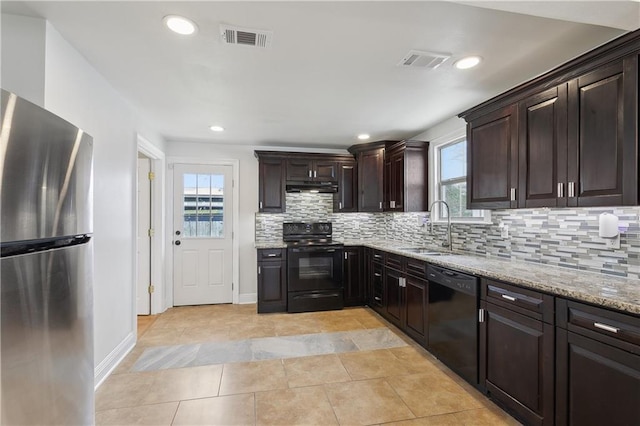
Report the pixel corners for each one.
[605,234,620,249]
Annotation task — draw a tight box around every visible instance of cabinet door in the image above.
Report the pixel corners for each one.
[258,157,285,212]
[567,57,638,206]
[467,104,519,209]
[518,85,568,208]
[314,160,338,182]
[384,267,402,327]
[385,151,404,211]
[286,159,312,181]
[556,329,640,426]
[257,260,287,313]
[480,301,554,426]
[404,275,427,344]
[358,148,384,212]
[334,161,357,212]
[344,247,364,306]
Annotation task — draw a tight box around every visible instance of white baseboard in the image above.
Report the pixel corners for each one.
[94,332,136,390]
[238,293,257,304]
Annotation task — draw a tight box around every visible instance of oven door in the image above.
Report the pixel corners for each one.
[287,246,343,292]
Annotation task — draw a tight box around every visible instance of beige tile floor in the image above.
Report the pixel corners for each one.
[97,304,520,425]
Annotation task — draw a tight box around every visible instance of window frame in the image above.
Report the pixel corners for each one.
[431,136,491,224]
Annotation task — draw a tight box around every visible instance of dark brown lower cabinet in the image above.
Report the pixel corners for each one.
[344,246,364,306]
[382,258,427,345]
[480,300,554,426]
[257,249,287,313]
[383,266,402,327]
[403,275,427,344]
[555,299,640,426]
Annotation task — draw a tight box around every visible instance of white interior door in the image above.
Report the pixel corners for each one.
[137,157,151,315]
[173,164,233,305]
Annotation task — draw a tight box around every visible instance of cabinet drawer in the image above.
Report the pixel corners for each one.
[385,253,403,270]
[371,250,385,264]
[404,257,426,278]
[482,278,554,323]
[557,299,640,353]
[258,248,286,261]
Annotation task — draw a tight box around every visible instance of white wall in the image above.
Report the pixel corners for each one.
[2,15,166,386]
[412,116,466,144]
[0,14,46,106]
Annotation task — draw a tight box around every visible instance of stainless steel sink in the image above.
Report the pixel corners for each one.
[398,247,453,255]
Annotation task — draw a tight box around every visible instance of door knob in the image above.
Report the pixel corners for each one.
[175,240,181,246]
[175,230,181,236]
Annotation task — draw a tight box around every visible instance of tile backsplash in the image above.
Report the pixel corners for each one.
[255,193,640,280]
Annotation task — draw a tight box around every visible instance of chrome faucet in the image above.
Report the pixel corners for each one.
[428,200,452,251]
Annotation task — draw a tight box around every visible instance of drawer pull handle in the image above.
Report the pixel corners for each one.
[594,322,619,333]
[374,255,382,259]
[267,254,278,257]
[374,297,382,301]
[374,273,382,277]
[501,294,517,302]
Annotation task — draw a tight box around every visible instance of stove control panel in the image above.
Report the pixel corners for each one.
[283,222,332,238]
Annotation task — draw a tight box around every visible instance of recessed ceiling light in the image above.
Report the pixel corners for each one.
[163,15,197,35]
[209,125,224,132]
[454,56,482,70]
[357,134,370,140]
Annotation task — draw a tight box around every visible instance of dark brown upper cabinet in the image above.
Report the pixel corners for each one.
[286,158,338,182]
[349,142,385,212]
[334,160,358,212]
[256,154,285,213]
[384,141,429,212]
[467,105,519,209]
[349,140,428,213]
[255,151,354,213]
[518,84,568,208]
[460,30,639,209]
[567,57,638,207]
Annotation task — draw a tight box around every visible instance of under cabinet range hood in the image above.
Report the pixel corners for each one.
[286,181,338,193]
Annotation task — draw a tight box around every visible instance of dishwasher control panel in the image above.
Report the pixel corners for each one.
[427,265,478,297]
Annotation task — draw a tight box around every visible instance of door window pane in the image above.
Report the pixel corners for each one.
[183,173,224,238]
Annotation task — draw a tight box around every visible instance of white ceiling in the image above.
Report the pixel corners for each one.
[2,1,638,149]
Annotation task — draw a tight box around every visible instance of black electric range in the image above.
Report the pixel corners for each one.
[283,222,344,313]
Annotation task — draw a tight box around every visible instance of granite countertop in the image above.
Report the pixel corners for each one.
[255,241,287,249]
[255,239,640,315]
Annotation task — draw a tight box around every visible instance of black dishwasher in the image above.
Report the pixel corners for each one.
[427,264,479,386]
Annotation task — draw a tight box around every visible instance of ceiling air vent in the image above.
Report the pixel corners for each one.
[398,50,451,69]
[220,25,273,48]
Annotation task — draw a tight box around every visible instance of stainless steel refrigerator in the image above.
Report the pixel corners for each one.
[0,90,94,424]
